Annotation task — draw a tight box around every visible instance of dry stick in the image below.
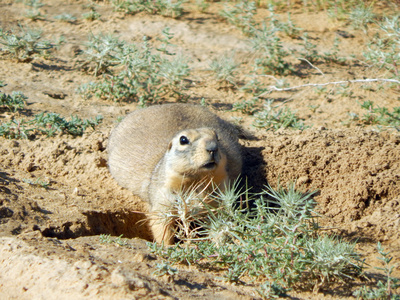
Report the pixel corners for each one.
[259,78,400,98]
[297,57,325,76]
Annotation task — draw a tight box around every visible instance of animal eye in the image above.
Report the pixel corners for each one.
[179,135,189,145]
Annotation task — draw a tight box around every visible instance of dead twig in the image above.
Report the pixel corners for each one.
[261,78,400,96]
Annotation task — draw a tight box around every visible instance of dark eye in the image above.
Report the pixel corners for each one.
[179,135,189,145]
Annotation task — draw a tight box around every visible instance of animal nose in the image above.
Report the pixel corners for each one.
[206,141,218,156]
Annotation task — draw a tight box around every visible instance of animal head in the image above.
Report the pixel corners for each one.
[165,128,228,181]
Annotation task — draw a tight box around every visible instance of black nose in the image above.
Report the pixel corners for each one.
[206,141,218,157]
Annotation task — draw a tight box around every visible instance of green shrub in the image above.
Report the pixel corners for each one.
[363,16,400,81]
[0,82,27,112]
[0,113,103,139]
[219,1,257,35]
[33,112,103,137]
[350,100,400,130]
[209,55,239,86]
[0,85,103,139]
[53,13,77,23]
[348,2,375,33]
[111,0,185,18]
[149,181,363,293]
[253,100,307,131]
[353,242,400,300]
[0,25,56,62]
[22,0,45,21]
[79,29,190,105]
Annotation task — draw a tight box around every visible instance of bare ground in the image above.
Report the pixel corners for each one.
[0,1,399,299]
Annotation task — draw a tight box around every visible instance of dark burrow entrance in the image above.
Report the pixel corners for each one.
[36,210,153,241]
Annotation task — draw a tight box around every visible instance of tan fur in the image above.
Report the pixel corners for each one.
[108,103,242,244]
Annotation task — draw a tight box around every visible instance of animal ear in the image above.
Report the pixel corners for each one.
[167,141,172,151]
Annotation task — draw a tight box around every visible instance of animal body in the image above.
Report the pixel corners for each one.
[108,103,242,244]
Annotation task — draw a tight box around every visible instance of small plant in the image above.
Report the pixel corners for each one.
[99,234,112,243]
[24,8,45,21]
[314,85,328,95]
[219,1,257,35]
[253,100,308,131]
[240,75,272,98]
[297,32,321,64]
[79,30,190,105]
[82,9,101,21]
[326,3,350,21]
[353,242,400,299]
[209,55,239,86]
[334,83,353,97]
[0,119,32,139]
[154,0,185,18]
[0,82,27,112]
[111,0,185,18]
[111,0,140,13]
[232,97,260,115]
[22,177,50,189]
[54,13,77,23]
[0,112,103,139]
[156,27,176,55]
[256,281,286,299]
[281,12,302,38]
[99,234,129,247]
[308,104,319,113]
[158,180,221,242]
[322,37,348,65]
[195,0,209,12]
[363,16,400,81]
[295,35,348,66]
[22,0,45,21]
[82,33,126,76]
[251,21,293,75]
[351,100,400,130]
[348,2,375,33]
[0,25,56,62]
[33,112,103,137]
[306,236,361,289]
[220,5,299,75]
[154,261,179,276]
[82,2,101,21]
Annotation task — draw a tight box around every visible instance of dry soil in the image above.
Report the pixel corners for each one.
[0,1,399,299]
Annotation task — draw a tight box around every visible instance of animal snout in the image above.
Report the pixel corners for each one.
[206,141,218,158]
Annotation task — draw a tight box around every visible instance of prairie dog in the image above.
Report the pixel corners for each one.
[108,103,242,244]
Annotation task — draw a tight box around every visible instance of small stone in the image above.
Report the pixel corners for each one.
[297,176,309,185]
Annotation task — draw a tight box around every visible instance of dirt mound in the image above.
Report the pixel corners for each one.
[1,127,399,244]
[258,128,400,243]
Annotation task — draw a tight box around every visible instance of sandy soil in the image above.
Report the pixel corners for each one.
[0,0,399,299]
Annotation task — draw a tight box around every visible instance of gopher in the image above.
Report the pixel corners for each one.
[108,103,242,244]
